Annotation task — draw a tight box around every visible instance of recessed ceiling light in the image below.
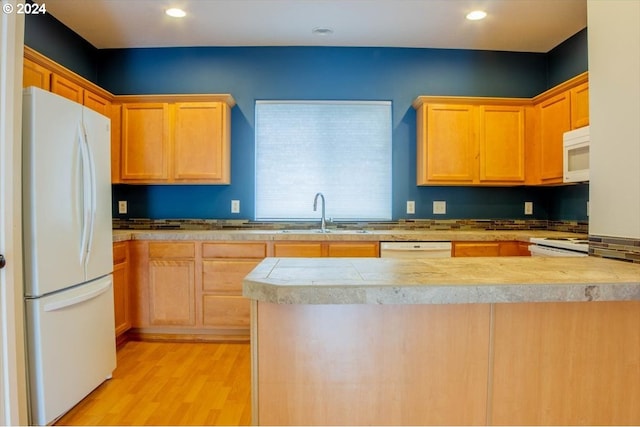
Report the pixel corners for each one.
[312,27,334,36]
[166,8,186,18]
[466,10,487,20]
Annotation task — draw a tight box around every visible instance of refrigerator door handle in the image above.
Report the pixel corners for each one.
[43,280,112,312]
[78,125,91,269]
[80,122,97,268]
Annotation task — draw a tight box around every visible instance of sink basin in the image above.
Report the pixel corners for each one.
[278,229,369,234]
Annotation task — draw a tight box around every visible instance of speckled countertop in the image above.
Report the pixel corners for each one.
[243,257,640,304]
[112,229,585,243]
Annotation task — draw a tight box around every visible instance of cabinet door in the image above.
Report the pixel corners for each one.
[537,93,571,182]
[479,106,525,183]
[327,242,379,257]
[121,103,170,181]
[83,90,111,117]
[148,260,195,326]
[23,58,51,90]
[173,102,230,183]
[570,82,589,129]
[112,242,130,337]
[418,104,476,184]
[51,74,84,104]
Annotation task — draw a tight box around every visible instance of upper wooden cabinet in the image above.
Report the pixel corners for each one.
[173,102,231,183]
[51,74,84,104]
[414,72,588,187]
[83,90,111,117]
[115,96,234,184]
[414,98,526,185]
[479,105,526,183]
[121,103,171,181]
[23,58,51,90]
[529,73,589,184]
[570,81,590,129]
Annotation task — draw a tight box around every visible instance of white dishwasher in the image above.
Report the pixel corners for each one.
[380,241,452,258]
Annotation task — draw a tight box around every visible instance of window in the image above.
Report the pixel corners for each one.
[255,101,392,221]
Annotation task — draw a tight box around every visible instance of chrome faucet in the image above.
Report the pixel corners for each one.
[313,192,327,233]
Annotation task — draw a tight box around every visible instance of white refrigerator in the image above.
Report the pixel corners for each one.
[22,87,116,425]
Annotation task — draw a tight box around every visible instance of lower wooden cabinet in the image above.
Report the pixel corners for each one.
[201,242,265,331]
[129,240,264,341]
[112,242,131,343]
[453,241,530,257]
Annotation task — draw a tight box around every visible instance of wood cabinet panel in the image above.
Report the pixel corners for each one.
[202,259,261,293]
[498,241,520,256]
[453,242,500,257]
[113,242,131,339]
[83,90,111,116]
[110,104,122,183]
[570,81,589,129]
[273,242,323,257]
[23,58,51,90]
[148,260,195,326]
[202,295,250,328]
[479,105,525,183]
[327,242,379,257]
[257,302,491,425]
[491,301,640,425]
[453,241,529,257]
[418,104,476,184]
[173,102,230,183]
[148,241,195,259]
[51,74,84,104]
[121,103,170,181]
[537,92,571,183]
[202,242,266,259]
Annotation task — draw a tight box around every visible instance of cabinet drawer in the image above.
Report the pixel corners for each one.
[328,242,379,257]
[453,242,500,257]
[202,259,262,293]
[148,242,195,259]
[274,243,323,257]
[202,295,250,328]
[202,242,266,259]
[113,242,128,264]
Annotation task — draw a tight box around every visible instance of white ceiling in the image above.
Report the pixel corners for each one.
[43,0,587,53]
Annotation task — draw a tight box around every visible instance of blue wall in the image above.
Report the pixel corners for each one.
[24,11,98,82]
[24,13,589,222]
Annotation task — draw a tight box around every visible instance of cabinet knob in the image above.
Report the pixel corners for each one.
[0,254,5,269]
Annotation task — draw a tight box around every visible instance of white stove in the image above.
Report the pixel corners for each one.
[529,237,589,257]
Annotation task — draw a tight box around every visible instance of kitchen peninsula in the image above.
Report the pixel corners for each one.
[244,256,640,426]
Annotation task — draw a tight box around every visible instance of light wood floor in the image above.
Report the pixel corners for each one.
[55,340,251,426]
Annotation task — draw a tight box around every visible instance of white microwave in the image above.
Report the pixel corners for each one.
[563,125,589,182]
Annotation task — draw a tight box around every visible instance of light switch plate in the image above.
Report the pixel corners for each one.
[118,200,127,214]
[231,200,240,214]
[433,201,446,215]
[524,201,533,215]
[406,201,415,214]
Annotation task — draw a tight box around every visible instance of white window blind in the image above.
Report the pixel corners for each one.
[255,101,392,221]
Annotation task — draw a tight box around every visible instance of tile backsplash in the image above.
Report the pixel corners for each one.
[589,235,640,264]
[113,218,588,234]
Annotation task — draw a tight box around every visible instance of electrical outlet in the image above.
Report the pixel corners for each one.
[433,201,446,215]
[406,201,415,214]
[118,200,127,214]
[524,201,533,215]
[231,200,240,214]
